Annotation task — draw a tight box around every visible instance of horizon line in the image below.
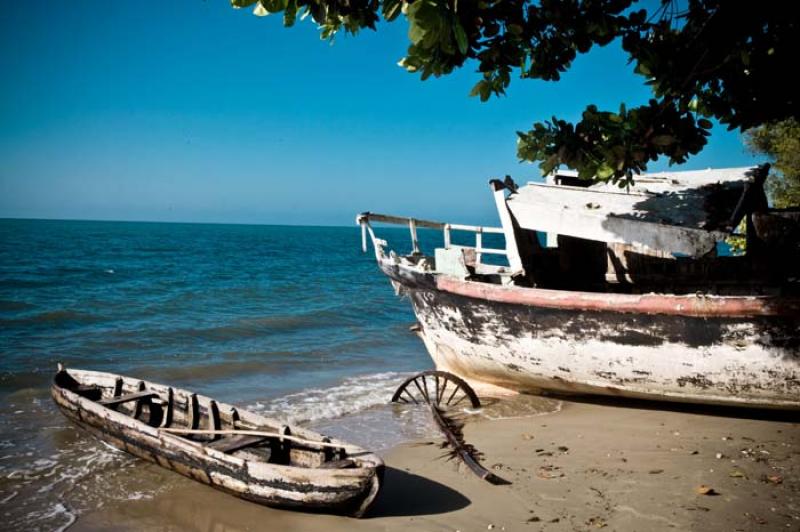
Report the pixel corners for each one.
[0,215,364,230]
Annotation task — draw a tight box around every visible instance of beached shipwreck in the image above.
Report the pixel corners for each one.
[358,165,800,410]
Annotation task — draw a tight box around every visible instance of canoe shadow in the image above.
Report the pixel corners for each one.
[364,466,470,518]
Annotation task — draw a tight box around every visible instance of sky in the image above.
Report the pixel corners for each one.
[0,1,761,226]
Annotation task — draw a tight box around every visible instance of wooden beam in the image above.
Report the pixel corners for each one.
[159,387,174,428]
[206,434,267,454]
[189,393,199,430]
[99,390,157,407]
[490,180,525,274]
[209,400,221,441]
[113,377,123,398]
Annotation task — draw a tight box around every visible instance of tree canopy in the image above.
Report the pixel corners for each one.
[745,119,800,209]
[232,0,798,185]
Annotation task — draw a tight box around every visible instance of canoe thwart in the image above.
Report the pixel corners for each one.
[207,435,267,454]
[319,458,356,469]
[99,390,158,406]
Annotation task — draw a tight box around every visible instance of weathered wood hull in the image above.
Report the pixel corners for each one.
[51,369,383,516]
[379,261,800,410]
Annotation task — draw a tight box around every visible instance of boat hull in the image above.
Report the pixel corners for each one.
[51,370,383,517]
[381,263,800,410]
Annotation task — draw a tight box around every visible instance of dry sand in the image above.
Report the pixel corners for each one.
[75,399,799,531]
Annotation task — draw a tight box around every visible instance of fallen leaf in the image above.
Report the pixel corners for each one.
[586,516,607,528]
[649,469,664,474]
[729,470,746,478]
[537,465,564,479]
[694,484,718,495]
[766,475,783,485]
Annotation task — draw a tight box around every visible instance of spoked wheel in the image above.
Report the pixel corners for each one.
[390,370,508,485]
[391,370,481,409]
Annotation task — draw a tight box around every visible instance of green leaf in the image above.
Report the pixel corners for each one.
[697,118,713,129]
[231,0,258,7]
[651,135,675,147]
[469,80,485,98]
[454,21,468,55]
[408,20,425,44]
[283,0,297,26]
[383,0,403,22]
[596,162,615,179]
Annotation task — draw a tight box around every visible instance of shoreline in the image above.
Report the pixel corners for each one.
[73,398,799,531]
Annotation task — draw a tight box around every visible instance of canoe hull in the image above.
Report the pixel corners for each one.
[51,370,383,517]
[381,263,800,410]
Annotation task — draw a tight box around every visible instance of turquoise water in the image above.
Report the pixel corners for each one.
[0,219,432,397]
[0,218,537,529]
[0,219,440,528]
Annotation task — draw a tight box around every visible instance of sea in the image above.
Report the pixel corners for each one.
[0,218,556,530]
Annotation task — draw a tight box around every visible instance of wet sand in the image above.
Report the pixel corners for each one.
[74,399,799,531]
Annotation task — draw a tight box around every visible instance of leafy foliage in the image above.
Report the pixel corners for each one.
[234,0,799,184]
[744,119,800,208]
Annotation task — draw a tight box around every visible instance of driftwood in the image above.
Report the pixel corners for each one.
[391,370,509,485]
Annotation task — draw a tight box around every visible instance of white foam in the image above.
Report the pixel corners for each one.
[28,502,77,532]
[124,491,153,501]
[250,371,414,425]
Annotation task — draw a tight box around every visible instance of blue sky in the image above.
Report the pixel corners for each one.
[0,1,760,226]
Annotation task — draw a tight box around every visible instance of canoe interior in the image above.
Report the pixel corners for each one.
[54,369,358,470]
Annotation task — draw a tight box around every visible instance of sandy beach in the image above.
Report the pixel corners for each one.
[73,397,799,532]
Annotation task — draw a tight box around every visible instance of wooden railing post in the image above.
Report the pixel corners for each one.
[360,221,368,253]
[475,228,483,266]
[409,218,420,255]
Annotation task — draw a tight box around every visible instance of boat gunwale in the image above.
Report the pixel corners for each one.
[436,275,800,317]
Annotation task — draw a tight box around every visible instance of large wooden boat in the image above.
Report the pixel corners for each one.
[358,166,800,410]
[51,366,384,516]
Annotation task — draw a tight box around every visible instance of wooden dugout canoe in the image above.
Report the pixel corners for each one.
[51,367,384,517]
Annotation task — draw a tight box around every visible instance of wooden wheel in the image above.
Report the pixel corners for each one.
[391,371,481,409]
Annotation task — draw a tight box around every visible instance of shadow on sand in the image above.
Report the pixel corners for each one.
[75,465,471,531]
[553,392,800,422]
[365,466,470,518]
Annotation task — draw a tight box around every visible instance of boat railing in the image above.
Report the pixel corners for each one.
[356,212,508,267]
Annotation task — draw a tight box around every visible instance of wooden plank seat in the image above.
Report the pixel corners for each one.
[99,390,158,406]
[206,435,268,454]
[319,459,356,469]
